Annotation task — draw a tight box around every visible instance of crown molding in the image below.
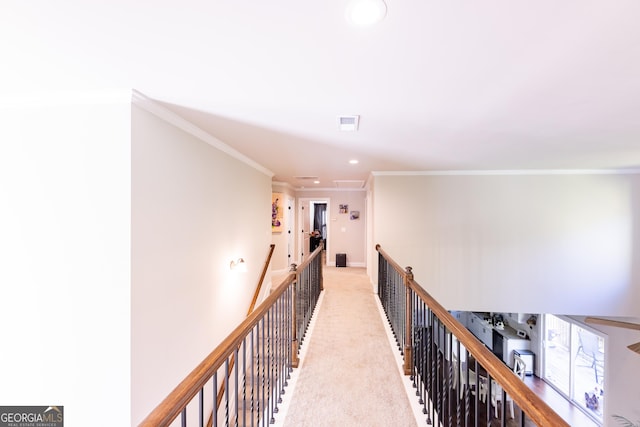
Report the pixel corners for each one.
[371,169,640,176]
[295,187,366,193]
[0,88,132,108]
[271,181,295,190]
[132,90,274,178]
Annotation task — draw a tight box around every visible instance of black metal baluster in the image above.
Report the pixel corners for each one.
[455,339,461,427]
[213,371,218,427]
[265,309,271,425]
[485,373,492,427]
[463,347,469,427]
[261,316,266,427]
[225,358,229,427]
[436,320,442,426]
[250,329,255,427]
[446,329,452,426]
[242,337,247,427]
[255,322,260,427]
[422,299,429,424]
[473,358,479,427]
[286,283,292,381]
[234,347,239,427]
[274,295,281,419]
[428,309,435,425]
[199,388,204,427]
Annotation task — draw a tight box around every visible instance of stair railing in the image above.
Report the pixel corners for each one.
[208,244,276,425]
[139,245,323,427]
[376,244,569,427]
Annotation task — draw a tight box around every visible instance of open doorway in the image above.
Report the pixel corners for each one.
[298,198,330,262]
[310,202,327,252]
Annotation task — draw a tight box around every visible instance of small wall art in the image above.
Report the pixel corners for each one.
[350,211,360,220]
[272,193,283,233]
[339,204,348,214]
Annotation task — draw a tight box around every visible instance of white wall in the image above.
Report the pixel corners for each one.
[131,101,272,424]
[0,91,132,425]
[373,172,640,316]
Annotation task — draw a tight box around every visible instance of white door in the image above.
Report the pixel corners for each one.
[286,198,295,268]
[299,202,310,261]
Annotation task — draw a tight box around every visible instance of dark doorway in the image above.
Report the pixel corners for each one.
[311,203,327,251]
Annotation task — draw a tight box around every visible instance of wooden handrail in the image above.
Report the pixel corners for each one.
[375,244,409,281]
[295,243,324,273]
[247,244,276,315]
[139,273,296,427]
[376,244,570,427]
[209,244,277,421]
[585,316,640,331]
[409,282,569,427]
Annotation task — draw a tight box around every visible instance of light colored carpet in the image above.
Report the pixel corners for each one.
[279,265,419,427]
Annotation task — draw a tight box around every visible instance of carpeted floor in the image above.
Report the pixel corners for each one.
[278,264,419,427]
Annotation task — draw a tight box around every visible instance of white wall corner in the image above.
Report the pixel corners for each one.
[131,89,274,179]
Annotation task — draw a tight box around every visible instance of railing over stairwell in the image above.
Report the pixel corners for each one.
[292,244,323,366]
[376,244,570,427]
[139,245,324,427]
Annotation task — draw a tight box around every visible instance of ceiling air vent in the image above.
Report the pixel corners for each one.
[337,115,360,132]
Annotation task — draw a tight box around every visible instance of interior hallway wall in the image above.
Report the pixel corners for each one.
[372,172,640,316]
[0,91,132,425]
[372,171,640,424]
[131,97,272,424]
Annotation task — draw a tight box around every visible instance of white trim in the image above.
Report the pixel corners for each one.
[296,187,366,192]
[372,169,640,176]
[132,90,274,178]
[330,262,366,268]
[0,88,132,108]
[272,181,296,190]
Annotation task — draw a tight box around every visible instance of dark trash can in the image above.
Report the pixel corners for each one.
[336,253,346,267]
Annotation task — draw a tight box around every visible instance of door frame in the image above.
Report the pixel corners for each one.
[297,197,330,264]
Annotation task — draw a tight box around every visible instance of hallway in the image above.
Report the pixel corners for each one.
[273,264,421,426]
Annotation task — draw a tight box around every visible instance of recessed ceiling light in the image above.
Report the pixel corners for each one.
[314,180,320,184]
[345,0,387,27]
[349,159,359,164]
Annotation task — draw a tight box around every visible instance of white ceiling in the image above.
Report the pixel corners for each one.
[3,1,640,189]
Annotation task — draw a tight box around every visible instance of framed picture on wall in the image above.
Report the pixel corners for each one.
[350,211,360,220]
[339,204,348,214]
[272,193,284,233]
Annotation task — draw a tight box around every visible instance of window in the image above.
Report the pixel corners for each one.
[543,314,605,424]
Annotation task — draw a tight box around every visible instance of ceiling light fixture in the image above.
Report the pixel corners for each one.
[349,159,359,164]
[345,0,387,27]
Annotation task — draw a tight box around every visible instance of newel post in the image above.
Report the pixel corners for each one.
[290,263,300,368]
[403,266,414,375]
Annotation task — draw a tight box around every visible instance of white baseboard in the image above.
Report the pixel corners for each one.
[328,261,366,268]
